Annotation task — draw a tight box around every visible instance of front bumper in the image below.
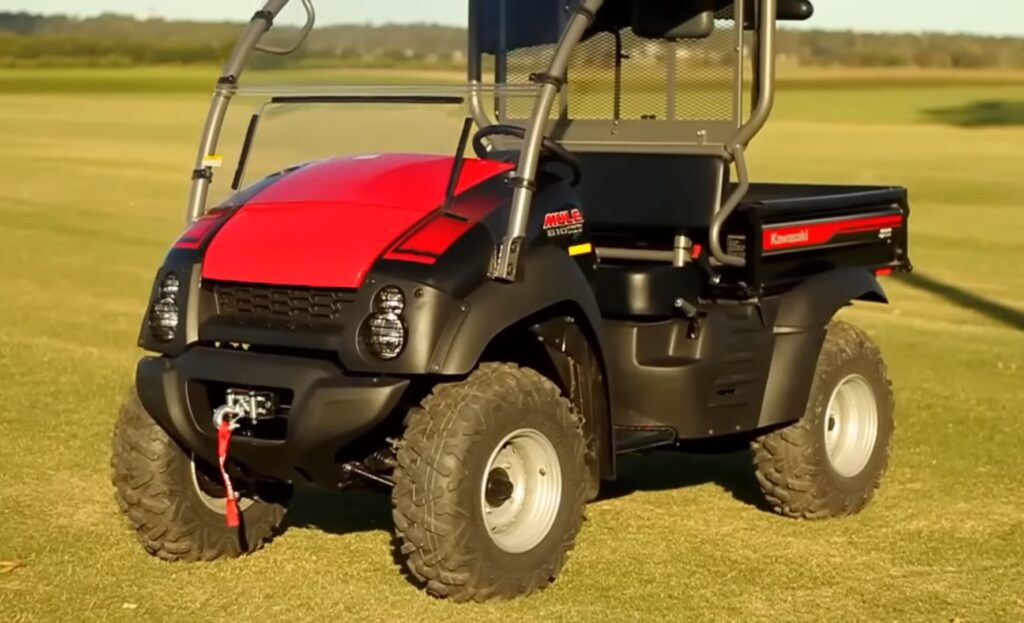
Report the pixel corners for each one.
[136,347,408,487]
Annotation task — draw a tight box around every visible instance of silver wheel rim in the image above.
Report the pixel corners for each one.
[824,375,879,478]
[190,457,254,515]
[480,428,563,554]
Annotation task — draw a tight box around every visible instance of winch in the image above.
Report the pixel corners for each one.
[213,389,279,430]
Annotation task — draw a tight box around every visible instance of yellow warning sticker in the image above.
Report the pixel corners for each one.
[568,243,593,257]
[202,155,224,168]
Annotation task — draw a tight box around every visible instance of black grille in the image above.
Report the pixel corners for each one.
[212,283,356,324]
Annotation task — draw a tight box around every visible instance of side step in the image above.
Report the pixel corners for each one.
[613,427,678,455]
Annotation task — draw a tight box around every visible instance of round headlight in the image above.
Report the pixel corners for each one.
[149,273,181,343]
[149,297,180,342]
[375,286,405,315]
[363,312,406,360]
[360,286,407,360]
[160,273,181,299]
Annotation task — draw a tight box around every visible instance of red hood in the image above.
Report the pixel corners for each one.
[202,154,513,289]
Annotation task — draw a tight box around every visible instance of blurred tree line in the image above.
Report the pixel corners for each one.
[777,30,1024,69]
[1,11,1022,69]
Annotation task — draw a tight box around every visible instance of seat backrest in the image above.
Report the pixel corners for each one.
[577,152,726,234]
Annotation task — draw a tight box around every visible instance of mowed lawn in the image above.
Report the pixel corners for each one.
[1,68,1023,622]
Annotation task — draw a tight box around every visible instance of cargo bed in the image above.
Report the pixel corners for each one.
[723,183,911,295]
[589,181,911,314]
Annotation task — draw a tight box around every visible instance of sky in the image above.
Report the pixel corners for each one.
[1,1,1023,37]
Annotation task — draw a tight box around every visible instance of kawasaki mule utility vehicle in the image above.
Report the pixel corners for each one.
[113,0,912,601]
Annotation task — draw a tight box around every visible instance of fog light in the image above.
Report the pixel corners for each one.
[375,286,405,315]
[361,286,407,360]
[149,273,181,342]
[160,273,181,299]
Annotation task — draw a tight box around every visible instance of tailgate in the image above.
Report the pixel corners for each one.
[723,183,912,293]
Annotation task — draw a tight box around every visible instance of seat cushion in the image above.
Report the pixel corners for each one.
[579,152,727,234]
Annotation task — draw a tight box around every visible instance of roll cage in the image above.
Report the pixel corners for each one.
[187,0,814,279]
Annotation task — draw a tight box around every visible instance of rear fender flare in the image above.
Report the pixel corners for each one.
[760,267,888,428]
[775,267,888,330]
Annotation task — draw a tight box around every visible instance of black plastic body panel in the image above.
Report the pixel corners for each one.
[200,315,348,352]
[135,348,408,487]
[600,266,889,439]
[756,267,888,428]
[775,267,887,329]
[441,245,605,374]
[338,173,599,377]
[594,264,703,317]
[758,326,826,428]
[602,303,775,439]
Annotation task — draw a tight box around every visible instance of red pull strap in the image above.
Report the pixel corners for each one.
[217,420,241,528]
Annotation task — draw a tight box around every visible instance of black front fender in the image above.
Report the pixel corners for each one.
[436,245,605,375]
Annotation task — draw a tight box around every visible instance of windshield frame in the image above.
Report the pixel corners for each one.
[222,84,538,199]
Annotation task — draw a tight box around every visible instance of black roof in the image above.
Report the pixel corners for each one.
[473,0,814,54]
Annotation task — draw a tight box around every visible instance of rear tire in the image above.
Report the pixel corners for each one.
[111,391,289,561]
[752,321,894,519]
[392,363,587,602]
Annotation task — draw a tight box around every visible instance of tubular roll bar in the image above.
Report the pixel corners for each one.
[713,0,778,268]
[186,0,776,275]
[487,0,779,279]
[186,0,315,224]
[489,0,605,280]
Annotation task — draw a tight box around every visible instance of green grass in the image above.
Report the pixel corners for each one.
[1,68,1023,622]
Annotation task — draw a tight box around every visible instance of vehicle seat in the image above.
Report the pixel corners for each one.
[577,152,727,243]
[577,153,725,317]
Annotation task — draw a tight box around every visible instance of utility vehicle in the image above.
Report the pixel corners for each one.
[113,0,912,601]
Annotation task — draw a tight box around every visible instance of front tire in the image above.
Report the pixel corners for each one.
[111,391,289,561]
[392,364,588,602]
[752,321,894,519]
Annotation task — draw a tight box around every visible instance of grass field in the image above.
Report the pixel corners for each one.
[1,67,1023,622]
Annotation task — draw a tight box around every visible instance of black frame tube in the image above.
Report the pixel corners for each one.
[443,117,477,215]
[613,30,624,122]
[186,0,314,224]
[711,0,778,268]
[483,0,779,278]
[490,0,606,281]
[231,113,262,191]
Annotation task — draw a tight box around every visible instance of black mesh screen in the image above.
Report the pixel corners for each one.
[498,10,740,124]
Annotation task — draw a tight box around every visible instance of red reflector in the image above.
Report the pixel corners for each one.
[875,268,894,277]
[691,244,704,260]
[175,212,227,250]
